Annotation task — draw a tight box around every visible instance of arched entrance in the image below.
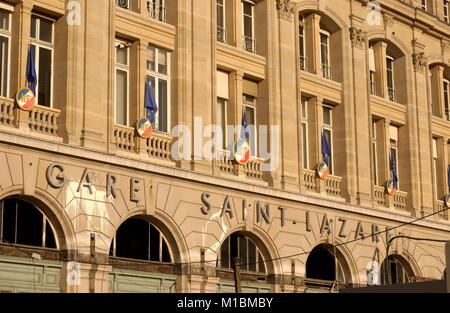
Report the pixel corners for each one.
[0,197,64,293]
[305,244,352,292]
[108,215,179,293]
[380,254,415,285]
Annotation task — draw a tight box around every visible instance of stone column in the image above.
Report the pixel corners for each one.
[430,65,445,118]
[350,24,372,206]
[276,1,299,191]
[412,47,434,216]
[304,13,321,75]
[81,0,114,152]
[373,41,388,99]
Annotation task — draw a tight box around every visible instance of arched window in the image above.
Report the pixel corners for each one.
[218,232,266,273]
[109,216,172,263]
[0,198,57,249]
[305,244,351,288]
[380,255,414,285]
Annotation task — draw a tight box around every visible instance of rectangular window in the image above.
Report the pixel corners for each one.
[444,80,449,120]
[115,41,129,126]
[320,31,331,79]
[445,0,449,22]
[390,125,399,189]
[216,98,227,150]
[147,0,166,22]
[299,16,306,71]
[301,97,309,169]
[386,56,395,102]
[242,0,255,53]
[147,45,170,133]
[217,70,229,150]
[0,8,10,97]
[372,120,379,186]
[30,15,54,107]
[323,106,333,175]
[433,138,438,200]
[244,95,257,157]
[217,0,226,43]
[422,0,427,10]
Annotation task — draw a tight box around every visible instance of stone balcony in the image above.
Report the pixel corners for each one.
[113,124,174,165]
[0,97,61,140]
[434,200,449,221]
[214,150,265,184]
[302,169,343,199]
[373,185,408,211]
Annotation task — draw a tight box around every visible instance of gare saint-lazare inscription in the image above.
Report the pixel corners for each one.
[45,163,390,241]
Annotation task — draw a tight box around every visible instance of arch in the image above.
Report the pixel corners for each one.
[380,254,417,284]
[305,242,354,287]
[366,33,411,57]
[295,1,348,32]
[0,188,75,252]
[217,224,282,276]
[110,209,189,265]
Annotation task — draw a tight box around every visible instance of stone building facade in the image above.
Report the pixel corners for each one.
[0,0,449,293]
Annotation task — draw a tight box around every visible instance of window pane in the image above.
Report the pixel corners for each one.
[116,46,128,65]
[243,2,252,15]
[158,79,168,132]
[116,218,149,261]
[320,33,329,65]
[45,221,57,249]
[16,200,43,247]
[258,251,266,273]
[243,15,253,38]
[150,224,160,261]
[162,239,171,262]
[30,16,37,38]
[245,106,256,156]
[248,240,256,272]
[217,1,224,28]
[221,237,230,268]
[239,236,248,271]
[230,234,238,264]
[301,97,307,119]
[2,199,16,244]
[147,46,156,71]
[323,107,332,125]
[216,98,226,149]
[115,69,128,125]
[39,18,53,43]
[158,49,167,74]
[302,123,308,169]
[38,47,52,107]
[0,10,9,31]
[324,129,333,174]
[0,36,8,97]
[299,26,304,57]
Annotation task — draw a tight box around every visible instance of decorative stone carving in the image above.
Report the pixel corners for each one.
[350,27,365,49]
[412,52,426,73]
[276,0,294,19]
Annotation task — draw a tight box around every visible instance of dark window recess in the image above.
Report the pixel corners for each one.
[306,245,336,281]
[111,217,172,263]
[219,232,266,274]
[0,198,57,249]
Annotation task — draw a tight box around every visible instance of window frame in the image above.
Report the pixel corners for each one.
[243,94,257,158]
[241,0,255,53]
[219,233,266,274]
[444,0,449,23]
[0,199,59,249]
[216,97,228,151]
[110,219,174,264]
[114,40,130,126]
[30,14,55,108]
[0,8,11,98]
[389,126,399,190]
[372,120,379,186]
[421,0,427,11]
[444,79,450,120]
[146,45,171,133]
[432,138,439,200]
[301,96,309,169]
[386,56,395,102]
[319,29,331,79]
[322,105,334,175]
